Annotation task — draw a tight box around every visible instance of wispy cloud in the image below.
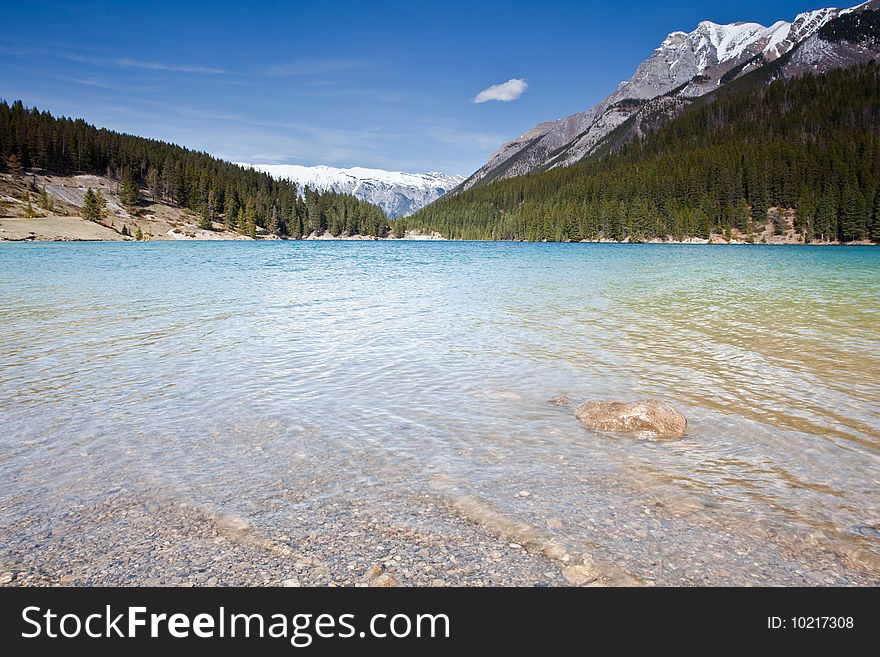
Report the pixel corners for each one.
[60,51,226,74]
[116,58,226,74]
[265,58,364,77]
[473,78,528,103]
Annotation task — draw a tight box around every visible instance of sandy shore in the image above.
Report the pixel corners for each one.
[0,216,126,242]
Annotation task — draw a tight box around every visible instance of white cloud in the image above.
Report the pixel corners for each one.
[473,78,528,103]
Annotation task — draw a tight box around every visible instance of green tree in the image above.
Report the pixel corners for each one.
[81,188,101,222]
[23,193,37,218]
[135,226,144,241]
[224,185,238,230]
[839,186,867,242]
[95,190,108,219]
[5,153,22,181]
[871,192,880,243]
[243,197,258,238]
[268,203,279,235]
[38,185,54,212]
[235,206,247,234]
[199,189,215,230]
[120,171,140,211]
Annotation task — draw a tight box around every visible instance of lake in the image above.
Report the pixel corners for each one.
[1,241,878,585]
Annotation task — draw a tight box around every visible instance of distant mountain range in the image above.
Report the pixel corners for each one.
[458,0,880,191]
[240,164,463,218]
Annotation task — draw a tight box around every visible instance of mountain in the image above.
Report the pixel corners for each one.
[459,1,880,191]
[407,63,880,244]
[240,164,463,218]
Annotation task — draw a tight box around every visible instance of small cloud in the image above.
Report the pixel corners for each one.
[473,78,528,103]
[265,59,364,77]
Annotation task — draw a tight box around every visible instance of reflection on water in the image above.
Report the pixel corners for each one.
[0,241,878,584]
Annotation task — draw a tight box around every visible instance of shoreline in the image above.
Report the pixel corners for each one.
[1,232,875,245]
[3,481,876,587]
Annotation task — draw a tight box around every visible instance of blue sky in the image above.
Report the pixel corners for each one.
[0,0,840,175]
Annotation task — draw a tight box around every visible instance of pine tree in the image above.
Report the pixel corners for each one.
[839,186,867,242]
[38,185,54,212]
[24,193,37,218]
[814,192,837,242]
[81,188,100,222]
[871,192,880,243]
[199,189,215,230]
[268,203,279,235]
[94,190,108,219]
[135,226,144,241]
[5,153,22,181]
[245,197,257,238]
[236,206,247,234]
[695,208,711,239]
[120,171,140,211]
[225,191,238,231]
[795,190,815,241]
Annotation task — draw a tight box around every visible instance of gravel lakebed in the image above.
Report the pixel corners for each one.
[0,487,575,588]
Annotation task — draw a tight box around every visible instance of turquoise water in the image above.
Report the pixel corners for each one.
[1,241,878,584]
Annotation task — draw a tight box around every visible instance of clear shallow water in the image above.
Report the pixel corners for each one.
[1,241,878,584]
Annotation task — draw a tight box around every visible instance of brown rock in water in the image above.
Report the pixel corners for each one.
[575,399,686,438]
[547,394,572,408]
[561,564,596,586]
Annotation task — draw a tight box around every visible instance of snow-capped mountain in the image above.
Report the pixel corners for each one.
[240,164,463,218]
[459,1,879,191]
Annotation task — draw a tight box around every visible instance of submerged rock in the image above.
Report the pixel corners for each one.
[547,394,572,408]
[575,399,686,438]
[561,563,596,586]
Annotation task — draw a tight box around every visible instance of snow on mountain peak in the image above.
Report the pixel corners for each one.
[239,163,464,218]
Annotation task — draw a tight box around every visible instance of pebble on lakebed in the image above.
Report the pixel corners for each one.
[575,398,687,439]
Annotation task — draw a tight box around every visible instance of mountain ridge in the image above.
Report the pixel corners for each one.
[457,1,880,192]
[241,163,463,218]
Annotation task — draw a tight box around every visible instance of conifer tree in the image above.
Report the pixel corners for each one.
[236,206,247,234]
[38,185,54,212]
[871,192,880,243]
[268,203,279,235]
[199,189,215,230]
[81,188,100,222]
[94,190,108,219]
[120,171,140,211]
[24,193,36,218]
[5,153,22,181]
[839,186,867,242]
[246,198,257,238]
[225,191,238,231]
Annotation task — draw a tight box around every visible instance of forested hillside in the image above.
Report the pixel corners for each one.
[0,101,389,238]
[406,63,880,243]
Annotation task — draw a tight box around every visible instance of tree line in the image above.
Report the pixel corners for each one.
[0,100,389,237]
[406,63,880,243]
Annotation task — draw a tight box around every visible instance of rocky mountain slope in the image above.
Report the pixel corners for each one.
[0,173,251,241]
[459,1,880,191]
[241,164,463,218]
